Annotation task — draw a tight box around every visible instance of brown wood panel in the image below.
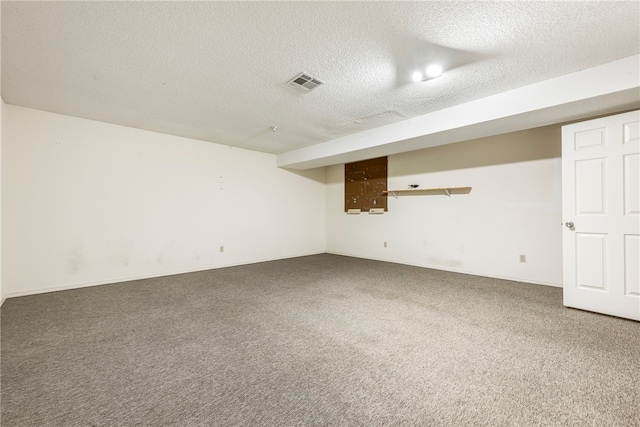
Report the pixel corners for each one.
[345,157,387,212]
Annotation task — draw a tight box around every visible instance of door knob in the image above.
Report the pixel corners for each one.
[565,221,574,228]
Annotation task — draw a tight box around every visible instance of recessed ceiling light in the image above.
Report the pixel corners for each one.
[425,64,443,78]
[412,64,444,83]
[411,64,442,82]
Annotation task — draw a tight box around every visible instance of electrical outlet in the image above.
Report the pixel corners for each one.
[519,254,526,263]
[384,241,387,248]
[220,246,224,253]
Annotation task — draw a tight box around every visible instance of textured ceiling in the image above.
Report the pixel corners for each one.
[2,1,639,158]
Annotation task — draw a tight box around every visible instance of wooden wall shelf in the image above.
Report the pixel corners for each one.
[383,187,472,198]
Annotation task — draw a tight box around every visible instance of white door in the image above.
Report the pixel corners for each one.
[562,110,640,321]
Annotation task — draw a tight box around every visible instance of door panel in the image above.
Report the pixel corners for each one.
[625,234,640,296]
[562,110,640,320]
[623,121,639,144]
[576,233,607,290]
[575,158,607,214]
[624,153,639,215]
[575,127,607,150]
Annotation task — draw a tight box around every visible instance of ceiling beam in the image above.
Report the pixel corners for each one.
[277,55,640,170]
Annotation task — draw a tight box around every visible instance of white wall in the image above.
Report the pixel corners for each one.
[1,105,565,299]
[0,98,4,305]
[0,23,2,309]
[326,125,563,287]
[2,105,326,297]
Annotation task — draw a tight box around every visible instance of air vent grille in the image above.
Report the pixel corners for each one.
[287,72,324,93]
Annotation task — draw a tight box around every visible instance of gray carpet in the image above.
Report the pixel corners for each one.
[1,254,638,426]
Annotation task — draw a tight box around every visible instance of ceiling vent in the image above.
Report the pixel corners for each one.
[287,72,324,93]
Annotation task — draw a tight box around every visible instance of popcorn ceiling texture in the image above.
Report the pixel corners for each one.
[1,1,639,154]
